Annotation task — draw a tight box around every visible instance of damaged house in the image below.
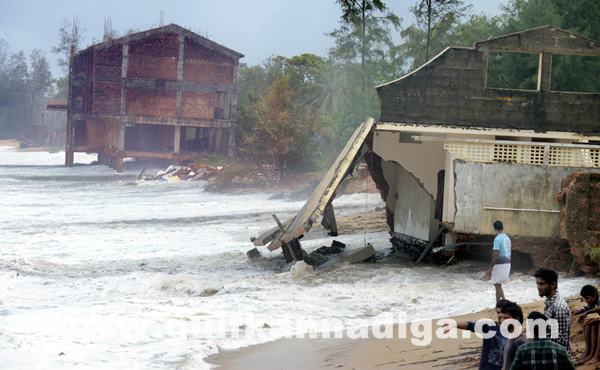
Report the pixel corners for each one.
[65,24,243,171]
[253,26,600,273]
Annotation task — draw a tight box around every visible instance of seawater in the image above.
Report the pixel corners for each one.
[0,145,594,369]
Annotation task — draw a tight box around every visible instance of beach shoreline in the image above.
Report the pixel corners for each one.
[207,295,595,370]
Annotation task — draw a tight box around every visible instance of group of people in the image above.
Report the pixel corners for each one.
[449,220,600,369]
[450,268,579,369]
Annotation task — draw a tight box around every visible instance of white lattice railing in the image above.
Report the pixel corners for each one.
[444,140,600,168]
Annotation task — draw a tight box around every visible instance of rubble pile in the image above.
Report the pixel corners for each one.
[138,163,222,182]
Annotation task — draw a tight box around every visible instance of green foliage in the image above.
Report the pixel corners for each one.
[235,0,405,174]
[551,55,600,93]
[447,14,503,47]
[0,41,52,138]
[335,0,400,93]
[411,0,471,61]
[52,76,69,99]
[236,56,333,175]
[551,0,600,40]
[487,52,539,90]
[500,0,562,34]
[586,247,600,265]
[51,17,85,75]
[399,0,600,94]
[236,0,600,174]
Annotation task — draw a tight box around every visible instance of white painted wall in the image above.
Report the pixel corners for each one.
[452,161,600,237]
[372,130,445,197]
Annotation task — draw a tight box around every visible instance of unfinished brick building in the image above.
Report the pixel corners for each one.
[65,24,243,171]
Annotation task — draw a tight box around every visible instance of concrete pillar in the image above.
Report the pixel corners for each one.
[120,44,129,115]
[228,127,235,158]
[115,156,124,173]
[176,35,185,119]
[65,116,74,167]
[177,35,184,81]
[214,128,223,153]
[118,123,125,152]
[173,126,181,154]
[65,47,75,168]
[65,150,74,167]
[537,52,552,92]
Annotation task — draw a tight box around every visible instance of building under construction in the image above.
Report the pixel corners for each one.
[65,24,243,171]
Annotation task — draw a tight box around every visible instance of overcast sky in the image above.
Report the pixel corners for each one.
[0,0,507,76]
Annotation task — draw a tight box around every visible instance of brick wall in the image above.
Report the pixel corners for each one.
[92,81,121,114]
[90,45,122,115]
[377,47,600,134]
[85,119,106,148]
[94,45,122,80]
[77,30,238,127]
[181,92,214,119]
[184,39,234,85]
[127,88,177,117]
[129,33,179,80]
[71,48,94,114]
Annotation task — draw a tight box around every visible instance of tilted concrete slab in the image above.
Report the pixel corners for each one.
[251,118,375,251]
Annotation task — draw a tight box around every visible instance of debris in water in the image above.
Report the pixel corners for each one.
[138,162,221,183]
[289,260,315,278]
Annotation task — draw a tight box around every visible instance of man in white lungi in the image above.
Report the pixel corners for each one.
[483,220,511,302]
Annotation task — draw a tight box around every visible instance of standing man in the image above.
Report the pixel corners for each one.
[484,220,511,302]
[535,268,571,351]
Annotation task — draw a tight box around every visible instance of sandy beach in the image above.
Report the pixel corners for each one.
[208,296,597,370]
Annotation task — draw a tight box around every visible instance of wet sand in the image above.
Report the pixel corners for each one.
[208,296,596,370]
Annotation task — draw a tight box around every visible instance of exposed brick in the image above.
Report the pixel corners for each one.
[127,88,177,117]
[184,38,234,84]
[181,92,214,119]
[94,45,122,80]
[68,25,241,160]
[92,81,121,114]
[129,33,179,80]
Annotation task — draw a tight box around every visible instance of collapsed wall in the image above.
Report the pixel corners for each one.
[559,172,600,275]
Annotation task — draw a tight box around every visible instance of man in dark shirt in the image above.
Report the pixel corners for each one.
[510,311,574,370]
[503,302,527,370]
[444,299,515,370]
[534,268,571,351]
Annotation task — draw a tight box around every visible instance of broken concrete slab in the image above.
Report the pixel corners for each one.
[316,244,375,271]
[252,118,375,251]
[246,248,261,259]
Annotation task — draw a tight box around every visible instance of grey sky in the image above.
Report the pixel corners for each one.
[0,0,507,77]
